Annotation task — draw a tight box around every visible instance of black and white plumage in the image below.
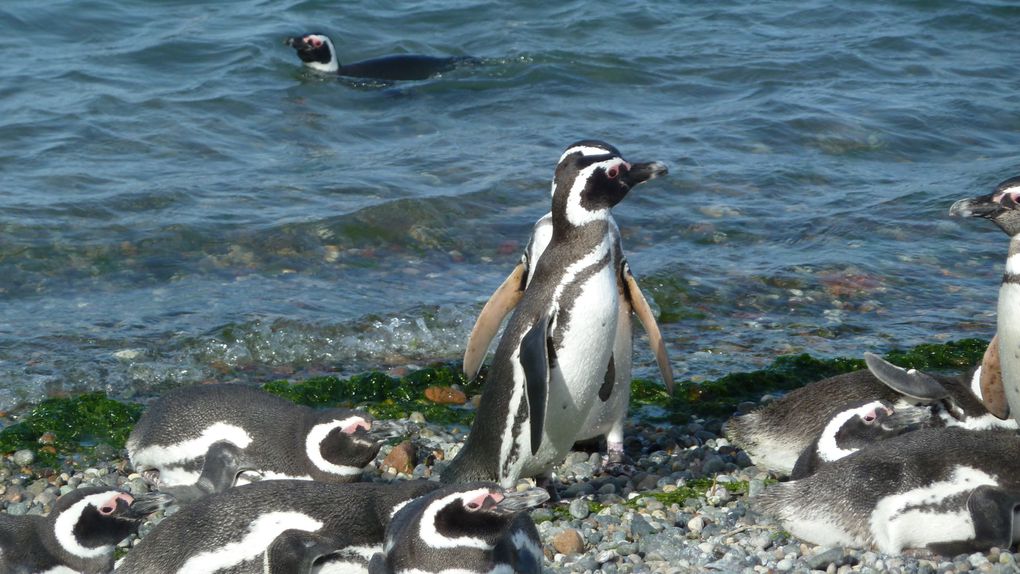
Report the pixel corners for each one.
[285,33,472,81]
[367,482,547,574]
[725,352,1016,476]
[462,198,674,468]
[0,487,161,574]
[442,141,668,488]
[127,384,383,499]
[759,427,1020,555]
[951,175,1020,425]
[115,479,442,574]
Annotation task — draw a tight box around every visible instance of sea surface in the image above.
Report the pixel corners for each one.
[1,0,1019,410]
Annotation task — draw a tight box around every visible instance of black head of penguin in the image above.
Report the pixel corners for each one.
[374,482,547,574]
[950,175,1020,237]
[551,140,667,234]
[45,488,165,566]
[285,33,338,72]
[307,409,384,477]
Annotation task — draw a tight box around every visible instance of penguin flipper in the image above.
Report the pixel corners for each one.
[464,262,528,380]
[863,353,950,401]
[520,313,552,456]
[928,485,1018,555]
[367,553,392,574]
[265,529,344,574]
[979,333,1009,419]
[159,441,246,503]
[622,264,674,395]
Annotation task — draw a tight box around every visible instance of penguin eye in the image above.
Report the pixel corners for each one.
[862,413,876,423]
[310,37,323,48]
[606,166,619,179]
[98,504,117,516]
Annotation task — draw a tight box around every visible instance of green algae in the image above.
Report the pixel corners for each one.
[0,393,143,466]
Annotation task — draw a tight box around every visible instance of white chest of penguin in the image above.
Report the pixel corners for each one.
[537,242,619,458]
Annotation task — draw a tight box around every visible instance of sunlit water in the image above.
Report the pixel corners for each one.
[2,0,1019,410]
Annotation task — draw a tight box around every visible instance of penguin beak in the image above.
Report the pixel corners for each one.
[285,37,304,49]
[949,193,1011,219]
[126,492,176,518]
[622,161,668,188]
[493,487,550,514]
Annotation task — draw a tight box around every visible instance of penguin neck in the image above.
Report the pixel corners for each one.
[549,214,610,247]
[997,237,1020,418]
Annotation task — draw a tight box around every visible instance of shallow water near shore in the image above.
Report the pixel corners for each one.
[1,0,1019,409]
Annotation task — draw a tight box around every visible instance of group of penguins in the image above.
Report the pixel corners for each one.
[6,31,1020,574]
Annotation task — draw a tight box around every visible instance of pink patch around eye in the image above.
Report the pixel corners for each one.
[607,167,619,179]
[310,37,322,47]
[342,418,371,434]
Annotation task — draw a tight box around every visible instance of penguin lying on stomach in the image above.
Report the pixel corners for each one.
[0,487,166,574]
[127,384,387,501]
[115,479,442,574]
[724,349,1015,476]
[286,33,474,81]
[951,175,1020,426]
[462,149,675,468]
[760,427,1020,555]
[441,141,668,490]
[366,482,547,574]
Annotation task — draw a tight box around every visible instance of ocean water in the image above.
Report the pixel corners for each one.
[1,0,1018,410]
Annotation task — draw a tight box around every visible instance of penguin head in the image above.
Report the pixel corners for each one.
[307,410,383,476]
[285,33,339,73]
[816,399,922,462]
[50,488,160,560]
[551,140,667,229]
[413,482,549,548]
[950,175,1020,237]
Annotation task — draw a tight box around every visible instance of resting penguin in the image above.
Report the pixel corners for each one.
[759,426,1020,555]
[441,141,668,490]
[463,179,674,467]
[725,351,1016,476]
[127,384,385,500]
[0,487,165,573]
[286,33,473,81]
[366,482,548,574]
[115,479,442,574]
[788,398,922,479]
[951,175,1020,425]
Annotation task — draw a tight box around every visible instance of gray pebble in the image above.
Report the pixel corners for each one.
[569,498,590,520]
[12,450,34,466]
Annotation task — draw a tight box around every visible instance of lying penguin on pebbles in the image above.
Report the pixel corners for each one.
[0,487,166,573]
[127,384,389,501]
[115,479,442,574]
[725,350,1015,476]
[286,32,475,81]
[368,482,548,574]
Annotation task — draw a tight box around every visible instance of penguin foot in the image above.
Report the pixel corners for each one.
[598,445,636,476]
[141,469,161,487]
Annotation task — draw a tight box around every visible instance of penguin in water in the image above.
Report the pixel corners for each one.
[115,479,442,574]
[286,33,473,81]
[441,141,668,490]
[462,157,674,468]
[759,426,1020,555]
[724,350,1015,476]
[951,175,1020,425]
[0,487,166,573]
[367,482,548,574]
[127,384,387,501]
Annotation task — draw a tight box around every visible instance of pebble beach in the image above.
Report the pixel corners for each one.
[3,389,1017,574]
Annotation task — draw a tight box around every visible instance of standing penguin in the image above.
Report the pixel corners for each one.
[462,172,674,467]
[366,482,548,574]
[951,175,1020,424]
[115,479,442,574]
[441,141,668,489]
[0,487,164,573]
[759,427,1020,555]
[127,384,384,500]
[285,33,473,81]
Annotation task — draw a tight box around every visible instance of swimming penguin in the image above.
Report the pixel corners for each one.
[463,197,674,468]
[725,350,1016,476]
[285,33,472,81]
[788,398,922,479]
[0,487,165,573]
[366,482,547,574]
[950,175,1020,425]
[441,141,668,490]
[115,479,442,574]
[759,426,1020,555]
[127,384,385,499]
